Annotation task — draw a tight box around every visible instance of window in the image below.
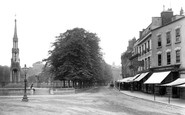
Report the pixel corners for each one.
[144,43,147,53]
[143,59,145,70]
[175,28,180,42]
[139,47,141,55]
[145,58,147,70]
[142,45,144,55]
[135,48,137,54]
[167,52,171,65]
[158,54,162,66]
[148,57,150,68]
[138,47,139,54]
[158,35,162,47]
[176,50,180,63]
[148,40,150,51]
[166,31,171,45]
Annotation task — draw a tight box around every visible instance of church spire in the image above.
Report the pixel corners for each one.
[13,19,18,41]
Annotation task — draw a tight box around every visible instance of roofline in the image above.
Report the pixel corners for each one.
[152,17,185,31]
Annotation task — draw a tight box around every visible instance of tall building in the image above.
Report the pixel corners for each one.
[120,7,185,99]
[10,19,21,83]
[129,17,161,92]
[149,8,185,98]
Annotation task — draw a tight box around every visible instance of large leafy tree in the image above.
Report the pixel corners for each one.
[0,65,10,86]
[45,28,103,83]
[100,61,113,84]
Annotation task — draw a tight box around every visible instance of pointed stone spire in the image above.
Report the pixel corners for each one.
[13,18,18,41]
[10,18,21,83]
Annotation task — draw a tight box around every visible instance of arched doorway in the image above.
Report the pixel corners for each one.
[12,69,19,83]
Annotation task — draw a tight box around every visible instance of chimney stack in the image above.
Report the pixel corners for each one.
[161,8,173,26]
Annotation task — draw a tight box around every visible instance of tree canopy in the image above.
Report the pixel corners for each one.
[45,28,112,84]
[0,65,10,83]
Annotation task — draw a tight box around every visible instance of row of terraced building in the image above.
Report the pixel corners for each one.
[118,8,185,99]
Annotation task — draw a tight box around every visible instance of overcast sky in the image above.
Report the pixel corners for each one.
[0,0,184,67]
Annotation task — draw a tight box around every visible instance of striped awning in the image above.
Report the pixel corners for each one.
[161,78,185,86]
[176,83,185,87]
[117,74,140,83]
[134,72,149,81]
[144,71,171,84]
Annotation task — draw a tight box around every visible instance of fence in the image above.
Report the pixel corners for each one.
[0,80,106,89]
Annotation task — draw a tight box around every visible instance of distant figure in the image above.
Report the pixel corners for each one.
[30,84,35,92]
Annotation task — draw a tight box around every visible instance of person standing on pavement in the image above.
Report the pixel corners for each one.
[30,83,35,94]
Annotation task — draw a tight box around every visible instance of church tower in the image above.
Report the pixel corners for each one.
[10,19,21,83]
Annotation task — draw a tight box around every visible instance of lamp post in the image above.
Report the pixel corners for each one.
[22,64,28,102]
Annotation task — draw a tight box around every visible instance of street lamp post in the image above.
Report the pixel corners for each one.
[22,64,28,102]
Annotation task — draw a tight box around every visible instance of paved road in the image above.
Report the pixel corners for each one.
[0,86,184,115]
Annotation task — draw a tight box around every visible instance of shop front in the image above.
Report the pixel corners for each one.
[117,74,140,91]
[144,65,180,97]
[133,72,150,92]
[162,77,185,98]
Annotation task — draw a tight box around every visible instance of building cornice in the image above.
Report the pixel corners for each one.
[138,32,152,45]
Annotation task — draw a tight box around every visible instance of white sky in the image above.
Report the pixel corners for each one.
[0,0,184,67]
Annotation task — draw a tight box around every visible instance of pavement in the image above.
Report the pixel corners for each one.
[120,89,185,108]
[1,86,184,115]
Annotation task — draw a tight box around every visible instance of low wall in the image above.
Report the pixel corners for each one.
[52,88,75,95]
[0,88,75,95]
[0,88,31,95]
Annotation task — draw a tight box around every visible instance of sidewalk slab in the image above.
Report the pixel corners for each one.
[120,90,185,108]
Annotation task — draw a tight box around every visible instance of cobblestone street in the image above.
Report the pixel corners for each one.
[0,86,184,115]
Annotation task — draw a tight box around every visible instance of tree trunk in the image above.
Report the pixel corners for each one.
[68,80,70,88]
[63,80,65,88]
[72,81,74,88]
